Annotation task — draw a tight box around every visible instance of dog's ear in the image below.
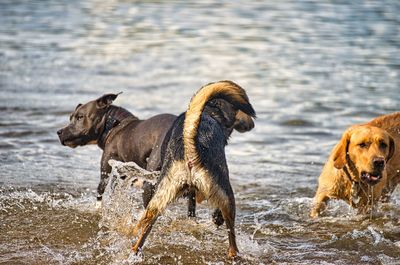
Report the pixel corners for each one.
[387,135,395,162]
[96,92,122,108]
[233,110,255,133]
[70,104,82,120]
[333,127,353,169]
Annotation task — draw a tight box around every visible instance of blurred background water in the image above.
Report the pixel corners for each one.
[1,0,400,264]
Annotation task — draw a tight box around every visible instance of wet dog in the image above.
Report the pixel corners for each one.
[57,93,255,209]
[310,112,400,218]
[57,93,176,204]
[142,100,255,224]
[131,81,256,258]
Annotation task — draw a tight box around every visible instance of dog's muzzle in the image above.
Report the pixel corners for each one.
[360,157,386,186]
[361,171,383,186]
[372,157,385,172]
[57,128,79,147]
[57,129,66,145]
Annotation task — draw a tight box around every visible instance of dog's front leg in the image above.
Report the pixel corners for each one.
[142,181,156,208]
[187,188,196,217]
[96,153,114,208]
[212,209,224,226]
[310,189,330,218]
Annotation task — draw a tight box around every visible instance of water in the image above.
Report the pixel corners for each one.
[1,0,400,264]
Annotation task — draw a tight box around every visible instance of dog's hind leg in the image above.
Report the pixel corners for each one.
[131,208,158,253]
[218,191,239,258]
[197,174,239,258]
[132,161,187,253]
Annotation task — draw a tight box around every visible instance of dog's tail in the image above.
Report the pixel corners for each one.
[183,80,256,167]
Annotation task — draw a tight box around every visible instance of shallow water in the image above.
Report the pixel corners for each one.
[1,0,400,264]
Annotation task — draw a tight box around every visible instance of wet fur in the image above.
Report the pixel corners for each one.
[143,98,255,220]
[311,113,400,218]
[57,93,176,201]
[58,93,255,207]
[132,81,256,258]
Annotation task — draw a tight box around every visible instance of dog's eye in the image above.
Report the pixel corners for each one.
[380,142,388,149]
[76,115,84,121]
[358,142,367,148]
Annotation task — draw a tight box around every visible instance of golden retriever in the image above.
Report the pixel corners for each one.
[310,112,400,218]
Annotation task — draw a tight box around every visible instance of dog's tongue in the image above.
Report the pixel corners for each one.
[365,173,379,181]
[369,174,379,181]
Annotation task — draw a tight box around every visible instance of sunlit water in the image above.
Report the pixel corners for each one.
[1,1,400,264]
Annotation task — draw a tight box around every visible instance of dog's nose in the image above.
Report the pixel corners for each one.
[57,129,63,136]
[373,157,385,169]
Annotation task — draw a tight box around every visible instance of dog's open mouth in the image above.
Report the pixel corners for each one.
[361,171,382,186]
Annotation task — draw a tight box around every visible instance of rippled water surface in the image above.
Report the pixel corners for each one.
[1,1,400,264]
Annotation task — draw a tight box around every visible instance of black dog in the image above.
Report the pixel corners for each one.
[131,81,256,258]
[142,98,255,223]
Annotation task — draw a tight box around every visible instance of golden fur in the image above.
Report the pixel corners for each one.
[311,112,400,218]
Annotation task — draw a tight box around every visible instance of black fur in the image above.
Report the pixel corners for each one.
[143,102,246,224]
[133,83,256,256]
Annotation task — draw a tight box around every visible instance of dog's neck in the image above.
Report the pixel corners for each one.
[343,155,359,184]
[343,155,368,206]
[98,105,137,149]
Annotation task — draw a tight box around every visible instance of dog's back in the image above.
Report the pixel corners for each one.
[367,112,400,197]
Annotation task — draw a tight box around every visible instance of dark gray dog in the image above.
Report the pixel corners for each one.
[57,93,254,208]
[57,93,176,205]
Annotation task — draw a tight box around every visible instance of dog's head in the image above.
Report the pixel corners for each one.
[57,93,120,148]
[204,99,255,137]
[232,110,255,133]
[333,125,395,185]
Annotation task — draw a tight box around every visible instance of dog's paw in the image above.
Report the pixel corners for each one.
[228,247,239,259]
[310,203,325,218]
[131,243,142,254]
[309,209,319,218]
[131,245,138,254]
